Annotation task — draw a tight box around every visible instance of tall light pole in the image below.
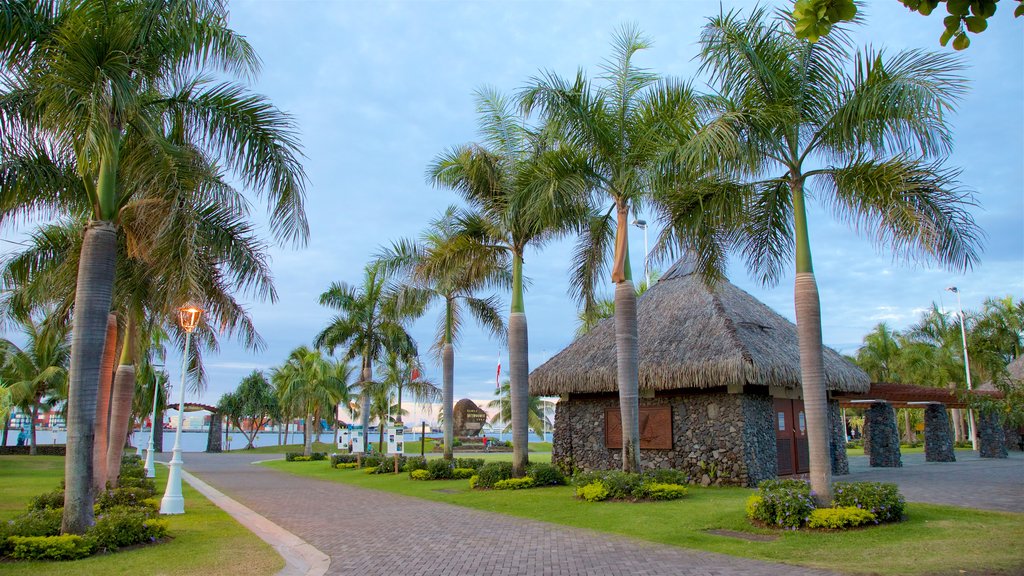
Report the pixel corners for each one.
[161,305,203,515]
[632,219,649,289]
[946,287,977,451]
[143,364,164,478]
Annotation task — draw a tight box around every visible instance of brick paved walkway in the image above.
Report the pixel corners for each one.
[182,454,835,576]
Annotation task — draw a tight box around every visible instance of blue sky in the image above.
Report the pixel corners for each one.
[22,1,1024,417]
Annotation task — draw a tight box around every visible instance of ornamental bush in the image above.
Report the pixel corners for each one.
[335,462,359,470]
[751,479,815,528]
[404,457,428,475]
[468,475,479,489]
[8,535,94,561]
[90,507,160,551]
[452,468,476,480]
[97,487,153,511]
[576,482,609,502]
[118,476,156,493]
[28,489,65,511]
[427,458,453,480]
[330,453,360,467]
[453,458,485,470]
[642,483,688,501]
[527,463,565,486]
[494,477,535,490]
[832,482,905,523]
[285,452,326,462]
[410,469,432,481]
[473,462,513,489]
[0,508,62,554]
[370,455,406,474]
[642,468,688,486]
[807,506,876,529]
[361,456,382,469]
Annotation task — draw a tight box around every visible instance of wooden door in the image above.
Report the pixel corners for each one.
[793,400,809,474]
[774,399,810,475]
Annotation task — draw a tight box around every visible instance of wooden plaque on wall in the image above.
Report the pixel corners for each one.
[604,406,672,450]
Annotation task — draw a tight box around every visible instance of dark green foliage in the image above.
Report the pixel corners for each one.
[452,457,485,470]
[117,476,156,492]
[427,458,453,480]
[8,535,94,560]
[370,455,406,474]
[97,487,154,511]
[286,452,327,462]
[90,507,161,551]
[331,453,360,467]
[473,462,513,488]
[642,468,688,486]
[572,471,645,499]
[527,463,565,486]
[119,457,146,480]
[0,509,62,540]
[361,455,382,468]
[832,482,906,523]
[751,480,816,528]
[451,468,476,479]
[28,489,65,511]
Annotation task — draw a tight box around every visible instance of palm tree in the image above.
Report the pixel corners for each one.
[376,350,439,426]
[698,8,982,503]
[377,207,508,460]
[0,308,71,455]
[219,371,277,450]
[1,1,307,533]
[855,323,902,382]
[429,87,587,475]
[487,380,554,437]
[520,25,719,472]
[314,263,422,452]
[273,347,352,457]
[574,271,662,337]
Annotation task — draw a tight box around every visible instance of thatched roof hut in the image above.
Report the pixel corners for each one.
[1008,355,1024,382]
[529,257,870,396]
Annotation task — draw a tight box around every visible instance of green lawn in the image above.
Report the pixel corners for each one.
[265,459,1024,576]
[0,456,283,576]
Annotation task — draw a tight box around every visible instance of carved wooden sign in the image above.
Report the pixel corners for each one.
[604,406,672,449]
[453,398,488,437]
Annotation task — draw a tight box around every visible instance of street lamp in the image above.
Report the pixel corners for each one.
[160,304,203,515]
[946,286,977,451]
[143,364,165,478]
[632,219,649,289]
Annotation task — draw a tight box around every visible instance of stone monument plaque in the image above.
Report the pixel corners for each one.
[453,398,488,437]
[604,406,672,449]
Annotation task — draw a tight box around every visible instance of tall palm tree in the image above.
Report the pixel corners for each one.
[218,371,277,450]
[429,87,587,475]
[698,8,982,503]
[855,323,902,382]
[0,308,71,455]
[574,271,662,337]
[375,350,439,426]
[273,346,351,457]
[487,380,554,437]
[520,25,720,472]
[1,0,307,533]
[377,207,508,460]
[315,263,422,452]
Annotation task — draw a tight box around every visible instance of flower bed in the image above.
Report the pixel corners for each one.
[746,479,905,530]
[571,470,688,502]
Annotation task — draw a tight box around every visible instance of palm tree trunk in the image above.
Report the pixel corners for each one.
[2,413,9,447]
[303,411,313,456]
[154,409,164,452]
[509,252,530,477]
[952,408,963,442]
[93,314,118,491]
[106,316,138,487]
[442,341,455,461]
[29,402,38,456]
[614,280,641,473]
[360,362,372,453]
[63,221,118,535]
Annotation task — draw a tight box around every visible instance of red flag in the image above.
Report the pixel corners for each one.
[411,367,420,381]
[496,356,501,390]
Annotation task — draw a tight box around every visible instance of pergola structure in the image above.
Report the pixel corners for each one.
[832,383,1007,466]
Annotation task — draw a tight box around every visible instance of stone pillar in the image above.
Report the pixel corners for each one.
[866,402,901,467]
[923,404,955,462]
[206,413,223,453]
[978,411,1008,459]
[828,400,849,475]
[862,416,871,457]
[1004,424,1023,452]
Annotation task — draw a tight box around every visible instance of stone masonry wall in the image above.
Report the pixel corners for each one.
[866,402,901,467]
[553,392,764,486]
[828,399,849,475]
[741,394,777,485]
[978,411,1008,458]
[924,404,955,462]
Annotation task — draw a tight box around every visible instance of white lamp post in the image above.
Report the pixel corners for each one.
[632,219,649,289]
[946,286,978,451]
[160,304,203,515]
[143,364,164,478]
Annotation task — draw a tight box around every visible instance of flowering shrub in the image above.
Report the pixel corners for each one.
[410,469,432,481]
[832,482,905,523]
[426,458,453,479]
[473,462,514,489]
[749,480,815,528]
[572,471,687,502]
[576,482,610,502]
[494,477,535,490]
[807,507,876,529]
[527,463,566,486]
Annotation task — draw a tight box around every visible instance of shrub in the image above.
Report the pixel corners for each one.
[404,457,428,475]
[285,453,302,462]
[576,482,609,502]
[746,495,765,521]
[117,476,156,493]
[597,471,646,500]
[28,489,65,511]
[369,455,406,474]
[642,483,688,501]
[451,468,476,480]
[494,477,535,490]
[468,475,479,489]
[90,507,157,551]
[361,456,382,469]
[410,469,432,481]
[832,482,905,523]
[527,463,565,486]
[308,452,327,461]
[142,518,170,540]
[1,508,63,540]
[119,458,146,480]
[330,453,360,467]
[97,487,153,511]
[473,462,513,489]
[141,498,161,513]
[285,452,326,462]
[335,462,359,470]
[452,458,485,470]
[751,479,815,528]
[290,455,312,461]
[807,506,876,529]
[427,458,453,480]
[8,535,94,561]
[643,468,688,486]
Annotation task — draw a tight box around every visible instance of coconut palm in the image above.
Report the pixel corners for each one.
[1,0,307,533]
[855,323,902,382]
[575,271,662,337]
[376,207,508,460]
[429,88,588,475]
[0,308,71,455]
[273,347,352,457]
[219,371,277,450]
[487,380,554,437]
[520,25,724,472]
[314,263,422,453]
[375,350,439,425]
[698,7,981,503]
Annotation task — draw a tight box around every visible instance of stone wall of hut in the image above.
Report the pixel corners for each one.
[551,391,777,487]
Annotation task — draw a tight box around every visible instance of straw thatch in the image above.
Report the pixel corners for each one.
[529,257,870,396]
[1008,355,1024,382]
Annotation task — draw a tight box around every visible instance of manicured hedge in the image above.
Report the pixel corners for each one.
[746,479,906,529]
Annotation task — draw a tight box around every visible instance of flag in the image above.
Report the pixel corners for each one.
[496,355,501,391]
[411,367,420,381]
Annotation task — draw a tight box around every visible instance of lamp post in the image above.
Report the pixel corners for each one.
[160,304,203,515]
[946,286,977,451]
[143,364,165,478]
[632,219,649,289]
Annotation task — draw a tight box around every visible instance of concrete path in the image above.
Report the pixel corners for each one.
[182,453,835,576]
[845,451,1024,513]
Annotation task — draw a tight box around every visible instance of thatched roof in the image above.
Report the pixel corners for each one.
[1009,355,1024,382]
[529,257,870,396]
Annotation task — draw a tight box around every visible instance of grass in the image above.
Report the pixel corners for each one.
[265,459,1024,576]
[229,439,552,456]
[0,456,283,576]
